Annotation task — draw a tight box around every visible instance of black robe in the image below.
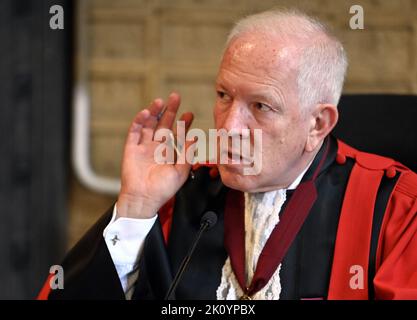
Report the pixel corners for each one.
[44,135,414,300]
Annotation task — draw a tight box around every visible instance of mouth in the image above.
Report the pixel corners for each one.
[219,150,251,165]
[227,151,243,161]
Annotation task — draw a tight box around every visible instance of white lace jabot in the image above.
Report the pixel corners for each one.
[216,164,310,300]
[216,189,286,300]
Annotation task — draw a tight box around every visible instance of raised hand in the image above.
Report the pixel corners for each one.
[116,92,195,219]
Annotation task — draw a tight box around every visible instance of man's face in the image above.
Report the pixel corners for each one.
[214,33,312,192]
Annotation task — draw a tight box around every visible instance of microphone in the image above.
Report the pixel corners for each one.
[165,211,218,300]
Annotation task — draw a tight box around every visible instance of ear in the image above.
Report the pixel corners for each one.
[305,104,338,152]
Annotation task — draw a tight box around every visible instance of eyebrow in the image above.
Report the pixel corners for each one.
[252,90,284,106]
[215,83,228,91]
[251,92,277,102]
[215,81,285,110]
[216,83,279,101]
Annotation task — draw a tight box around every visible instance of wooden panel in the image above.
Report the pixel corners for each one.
[70,0,417,251]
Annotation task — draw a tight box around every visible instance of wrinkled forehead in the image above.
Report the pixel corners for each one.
[221,32,300,75]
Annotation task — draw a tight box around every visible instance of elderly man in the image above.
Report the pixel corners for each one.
[41,9,417,300]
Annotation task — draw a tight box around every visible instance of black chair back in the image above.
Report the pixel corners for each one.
[333,94,417,172]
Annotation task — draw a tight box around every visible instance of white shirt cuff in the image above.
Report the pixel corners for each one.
[103,204,157,265]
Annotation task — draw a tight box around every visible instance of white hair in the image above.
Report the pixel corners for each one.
[226,9,348,109]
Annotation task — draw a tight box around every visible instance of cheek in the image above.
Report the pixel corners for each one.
[257,129,283,165]
[283,119,309,155]
[263,136,285,161]
[261,123,286,147]
[260,122,295,163]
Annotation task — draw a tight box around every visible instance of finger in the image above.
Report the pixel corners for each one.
[127,97,163,145]
[173,112,194,143]
[147,98,165,118]
[173,112,194,152]
[143,113,159,131]
[175,138,198,181]
[131,108,151,127]
[155,92,181,130]
[142,98,164,129]
[126,109,150,145]
[173,112,194,137]
[138,98,164,144]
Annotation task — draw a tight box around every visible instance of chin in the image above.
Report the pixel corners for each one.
[218,164,260,192]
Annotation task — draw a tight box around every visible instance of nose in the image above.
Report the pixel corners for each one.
[222,101,248,137]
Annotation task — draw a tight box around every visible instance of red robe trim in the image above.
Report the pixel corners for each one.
[158,163,218,244]
[36,274,54,300]
[38,143,417,299]
[373,170,417,299]
[328,140,417,299]
[159,197,175,245]
[328,142,385,299]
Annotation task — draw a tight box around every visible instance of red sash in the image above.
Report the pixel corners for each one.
[224,141,330,299]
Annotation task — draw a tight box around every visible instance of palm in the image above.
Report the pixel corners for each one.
[122,139,186,204]
[117,93,194,218]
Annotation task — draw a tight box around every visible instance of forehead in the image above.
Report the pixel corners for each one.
[220,33,298,79]
[216,33,299,99]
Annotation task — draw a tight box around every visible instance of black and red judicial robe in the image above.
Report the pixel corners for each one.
[38,135,417,300]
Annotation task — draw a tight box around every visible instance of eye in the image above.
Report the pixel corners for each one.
[217,91,232,102]
[254,102,273,112]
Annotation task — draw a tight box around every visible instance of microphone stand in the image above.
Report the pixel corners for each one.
[165,212,217,300]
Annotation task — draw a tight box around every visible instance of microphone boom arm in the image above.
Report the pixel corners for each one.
[164,211,217,300]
